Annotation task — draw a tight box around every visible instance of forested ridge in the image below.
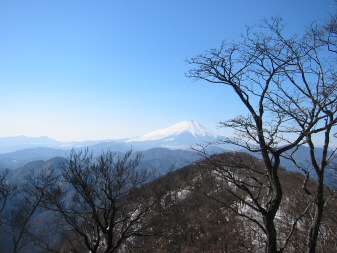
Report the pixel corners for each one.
[1,151,335,252]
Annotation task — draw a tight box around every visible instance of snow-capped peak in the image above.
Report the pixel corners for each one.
[127,120,217,142]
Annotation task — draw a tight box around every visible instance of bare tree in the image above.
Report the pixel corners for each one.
[0,168,58,253]
[45,149,163,253]
[187,17,337,253]
[286,15,337,253]
[0,170,12,228]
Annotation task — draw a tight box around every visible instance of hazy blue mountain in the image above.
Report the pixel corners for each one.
[139,148,200,175]
[5,156,66,183]
[89,141,133,155]
[0,141,135,170]
[3,148,200,184]
[0,135,118,154]
[0,135,61,153]
[0,147,69,169]
[279,146,337,188]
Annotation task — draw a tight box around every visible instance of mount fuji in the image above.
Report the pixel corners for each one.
[125,120,222,150]
[128,120,217,141]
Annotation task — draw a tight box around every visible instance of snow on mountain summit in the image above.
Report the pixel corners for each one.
[127,120,217,142]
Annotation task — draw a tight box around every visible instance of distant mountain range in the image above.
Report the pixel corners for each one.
[0,120,232,169]
[0,120,335,188]
[0,120,231,153]
[0,135,61,153]
[0,120,229,170]
[0,135,112,154]
[3,147,199,184]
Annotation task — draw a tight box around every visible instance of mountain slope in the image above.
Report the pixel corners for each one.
[0,147,68,169]
[139,148,199,175]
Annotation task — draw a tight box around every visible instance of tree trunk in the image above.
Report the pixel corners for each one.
[263,156,282,253]
[306,174,324,253]
[265,216,279,253]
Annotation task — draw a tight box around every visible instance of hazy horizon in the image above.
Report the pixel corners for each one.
[0,119,217,142]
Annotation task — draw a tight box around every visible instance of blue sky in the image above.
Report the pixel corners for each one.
[0,0,335,141]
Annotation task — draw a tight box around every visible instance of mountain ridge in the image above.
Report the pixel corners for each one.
[0,120,222,153]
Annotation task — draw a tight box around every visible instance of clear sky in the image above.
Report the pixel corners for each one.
[0,0,335,141]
